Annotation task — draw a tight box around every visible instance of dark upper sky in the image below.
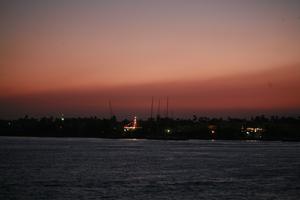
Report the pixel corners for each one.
[1,0,300,119]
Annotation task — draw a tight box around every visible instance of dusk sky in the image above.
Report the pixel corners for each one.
[1,0,300,119]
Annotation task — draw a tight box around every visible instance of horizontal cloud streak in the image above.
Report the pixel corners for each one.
[1,65,299,119]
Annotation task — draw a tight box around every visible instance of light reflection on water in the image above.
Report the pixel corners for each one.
[0,137,300,200]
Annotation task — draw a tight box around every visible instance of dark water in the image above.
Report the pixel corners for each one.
[0,137,300,200]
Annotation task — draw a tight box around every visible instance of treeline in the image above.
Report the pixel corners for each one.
[0,115,300,141]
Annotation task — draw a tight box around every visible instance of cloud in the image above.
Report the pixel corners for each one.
[1,65,300,119]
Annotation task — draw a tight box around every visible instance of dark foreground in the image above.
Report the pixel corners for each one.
[0,137,300,200]
[1,115,300,140]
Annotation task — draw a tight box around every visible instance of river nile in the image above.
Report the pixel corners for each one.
[0,137,300,199]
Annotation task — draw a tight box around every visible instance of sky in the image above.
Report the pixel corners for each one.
[1,0,300,119]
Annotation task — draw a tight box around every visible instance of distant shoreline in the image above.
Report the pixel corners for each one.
[1,115,300,141]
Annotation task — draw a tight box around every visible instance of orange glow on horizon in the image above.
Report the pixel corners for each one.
[1,1,300,118]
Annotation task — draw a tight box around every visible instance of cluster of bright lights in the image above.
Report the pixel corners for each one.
[124,116,141,132]
[242,127,264,135]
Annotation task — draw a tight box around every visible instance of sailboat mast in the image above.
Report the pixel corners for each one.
[150,96,154,119]
[108,100,113,118]
[157,99,160,118]
[166,96,169,118]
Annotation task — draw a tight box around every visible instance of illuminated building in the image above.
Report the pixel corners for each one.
[241,126,265,139]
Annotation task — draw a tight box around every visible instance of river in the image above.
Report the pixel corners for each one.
[0,137,299,199]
